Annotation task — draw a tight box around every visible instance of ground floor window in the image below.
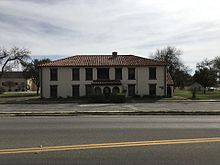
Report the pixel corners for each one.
[128,85,135,96]
[103,87,111,96]
[149,84,156,96]
[112,86,120,95]
[94,87,102,95]
[85,85,93,96]
[72,85,79,97]
[50,85,57,98]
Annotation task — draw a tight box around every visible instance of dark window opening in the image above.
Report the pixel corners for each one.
[50,85,57,98]
[86,68,93,80]
[128,85,135,96]
[97,68,109,80]
[50,68,58,81]
[167,86,172,98]
[112,86,120,95]
[103,87,111,96]
[94,87,102,95]
[72,68,80,81]
[85,85,93,96]
[128,68,135,80]
[149,84,156,96]
[149,67,156,80]
[72,85,79,97]
[115,68,122,80]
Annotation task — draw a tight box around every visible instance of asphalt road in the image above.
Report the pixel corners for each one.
[0,116,220,165]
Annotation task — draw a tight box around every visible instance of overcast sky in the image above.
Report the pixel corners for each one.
[1,0,220,72]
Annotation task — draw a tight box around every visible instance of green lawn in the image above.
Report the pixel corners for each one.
[1,90,220,100]
[174,90,220,100]
[0,92,38,98]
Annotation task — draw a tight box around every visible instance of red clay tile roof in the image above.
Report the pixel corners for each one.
[0,72,27,79]
[39,55,166,67]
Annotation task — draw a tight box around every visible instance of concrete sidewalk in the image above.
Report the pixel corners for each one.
[1,102,220,116]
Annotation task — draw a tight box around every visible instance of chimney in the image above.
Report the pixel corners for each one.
[112,52,117,58]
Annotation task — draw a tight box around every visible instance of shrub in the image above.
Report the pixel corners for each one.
[0,87,5,94]
[88,94,126,103]
[89,95,106,103]
[134,94,141,98]
[109,94,126,103]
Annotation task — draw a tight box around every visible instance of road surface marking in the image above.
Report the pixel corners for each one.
[1,137,220,155]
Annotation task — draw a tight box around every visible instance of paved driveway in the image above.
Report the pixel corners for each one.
[0,102,220,112]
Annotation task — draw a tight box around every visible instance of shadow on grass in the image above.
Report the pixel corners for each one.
[0,95,168,104]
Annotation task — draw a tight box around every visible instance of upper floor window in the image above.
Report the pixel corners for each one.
[97,68,109,80]
[115,68,122,80]
[149,67,156,80]
[85,68,93,80]
[50,68,58,81]
[128,68,135,80]
[72,68,80,81]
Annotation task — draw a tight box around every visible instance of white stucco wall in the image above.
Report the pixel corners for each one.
[41,66,166,98]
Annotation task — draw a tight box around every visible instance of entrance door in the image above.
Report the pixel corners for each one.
[167,86,172,97]
[50,85,57,98]
[149,84,156,96]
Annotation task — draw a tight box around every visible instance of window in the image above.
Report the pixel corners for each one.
[50,68,58,81]
[128,85,135,96]
[115,68,122,80]
[72,68,80,81]
[112,86,120,95]
[94,87,102,95]
[128,68,135,80]
[97,68,109,80]
[50,85,57,98]
[72,85,79,97]
[85,68,93,80]
[103,87,111,96]
[149,84,156,96]
[85,85,93,96]
[149,67,156,80]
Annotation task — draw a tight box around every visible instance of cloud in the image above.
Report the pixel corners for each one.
[0,0,220,72]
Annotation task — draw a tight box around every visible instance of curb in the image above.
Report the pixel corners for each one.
[1,99,220,104]
[1,111,220,117]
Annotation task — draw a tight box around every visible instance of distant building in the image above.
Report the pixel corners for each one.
[0,72,27,92]
[39,52,174,98]
[27,79,37,91]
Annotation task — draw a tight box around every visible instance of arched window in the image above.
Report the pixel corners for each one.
[103,87,111,96]
[94,87,102,95]
[112,86,120,95]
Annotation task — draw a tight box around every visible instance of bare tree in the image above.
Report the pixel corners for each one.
[22,58,51,95]
[151,46,191,88]
[0,47,31,78]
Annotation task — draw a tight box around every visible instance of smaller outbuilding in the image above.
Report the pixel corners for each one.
[0,72,28,92]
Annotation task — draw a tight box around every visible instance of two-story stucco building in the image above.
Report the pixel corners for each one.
[39,52,173,98]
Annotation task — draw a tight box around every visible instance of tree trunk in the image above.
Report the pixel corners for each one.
[36,85,40,95]
[204,88,206,94]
